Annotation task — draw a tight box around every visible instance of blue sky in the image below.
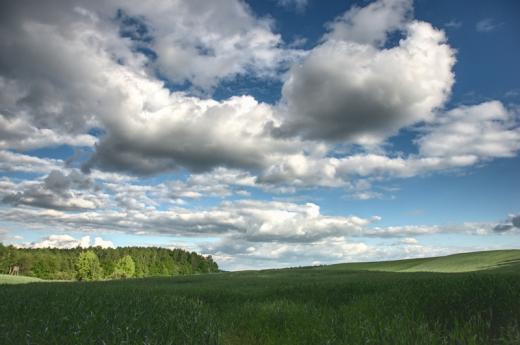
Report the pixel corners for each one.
[0,0,519,270]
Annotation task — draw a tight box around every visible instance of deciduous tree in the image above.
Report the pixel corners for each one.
[76,250,103,281]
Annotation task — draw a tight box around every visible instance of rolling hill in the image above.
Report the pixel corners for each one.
[321,249,520,273]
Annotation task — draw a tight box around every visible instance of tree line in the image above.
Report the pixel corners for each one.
[0,243,219,280]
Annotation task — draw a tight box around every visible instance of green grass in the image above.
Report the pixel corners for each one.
[1,250,519,344]
[0,274,45,284]
[323,249,520,273]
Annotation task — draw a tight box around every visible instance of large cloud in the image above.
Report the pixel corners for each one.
[83,92,305,175]
[0,0,302,176]
[276,19,455,143]
[0,0,300,154]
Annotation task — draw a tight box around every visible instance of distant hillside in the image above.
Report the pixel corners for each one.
[0,243,218,280]
[322,250,520,273]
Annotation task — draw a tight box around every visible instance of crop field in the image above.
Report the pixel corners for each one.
[1,250,519,345]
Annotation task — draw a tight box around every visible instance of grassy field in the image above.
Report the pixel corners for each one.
[323,250,520,273]
[1,250,519,345]
[0,274,44,285]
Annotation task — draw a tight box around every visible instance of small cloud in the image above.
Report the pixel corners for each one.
[444,20,462,29]
[405,209,426,217]
[400,237,419,245]
[274,0,308,12]
[345,180,385,200]
[236,190,251,196]
[93,237,115,248]
[350,191,383,200]
[288,36,308,48]
[476,18,502,33]
[505,89,520,99]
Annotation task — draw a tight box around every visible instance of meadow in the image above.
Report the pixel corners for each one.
[1,250,519,345]
[0,274,44,285]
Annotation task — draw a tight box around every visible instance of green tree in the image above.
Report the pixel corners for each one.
[112,255,135,279]
[1,243,218,279]
[75,251,103,281]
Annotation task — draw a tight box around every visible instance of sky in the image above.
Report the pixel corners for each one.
[0,0,519,270]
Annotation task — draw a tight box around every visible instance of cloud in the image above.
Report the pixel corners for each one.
[0,0,301,156]
[276,19,455,143]
[0,2,128,135]
[0,191,502,244]
[476,18,501,33]
[493,224,514,232]
[444,20,462,29]
[83,93,305,175]
[205,237,371,269]
[1,171,106,211]
[92,236,115,248]
[203,235,483,270]
[18,234,114,249]
[0,0,307,178]
[118,0,303,91]
[0,113,97,150]
[163,168,257,199]
[0,150,62,174]
[324,0,413,46]
[365,223,492,237]
[274,0,308,12]
[400,237,419,245]
[0,198,374,241]
[493,214,520,233]
[505,89,520,99]
[44,170,92,193]
[1,0,515,190]
[512,216,520,228]
[1,0,519,271]
[349,191,384,200]
[417,101,520,159]
[0,180,513,270]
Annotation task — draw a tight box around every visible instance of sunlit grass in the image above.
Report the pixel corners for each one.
[0,274,44,284]
[323,249,520,272]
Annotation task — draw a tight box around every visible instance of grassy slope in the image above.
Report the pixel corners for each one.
[322,249,520,273]
[0,274,44,284]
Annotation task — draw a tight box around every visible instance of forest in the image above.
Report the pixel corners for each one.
[0,243,219,280]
